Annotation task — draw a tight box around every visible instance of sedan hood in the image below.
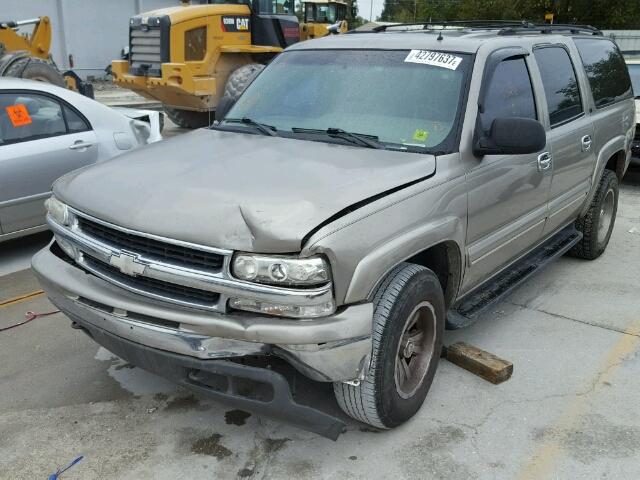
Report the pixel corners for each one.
[54,129,435,252]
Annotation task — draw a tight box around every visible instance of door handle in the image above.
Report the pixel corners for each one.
[537,152,552,171]
[581,135,592,152]
[69,141,93,150]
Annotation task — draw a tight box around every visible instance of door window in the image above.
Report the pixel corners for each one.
[534,46,584,127]
[0,93,89,145]
[482,57,537,131]
[574,38,633,108]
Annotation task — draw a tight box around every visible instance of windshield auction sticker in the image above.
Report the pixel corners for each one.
[404,50,462,70]
[6,104,32,127]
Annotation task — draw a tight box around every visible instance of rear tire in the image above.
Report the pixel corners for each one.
[570,169,618,260]
[215,63,264,122]
[163,107,213,129]
[4,57,66,87]
[333,263,445,429]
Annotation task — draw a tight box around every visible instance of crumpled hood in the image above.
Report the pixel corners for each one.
[54,129,435,252]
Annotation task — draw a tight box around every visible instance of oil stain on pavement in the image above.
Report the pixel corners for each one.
[190,432,233,459]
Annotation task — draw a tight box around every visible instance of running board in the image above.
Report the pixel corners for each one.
[447,226,582,329]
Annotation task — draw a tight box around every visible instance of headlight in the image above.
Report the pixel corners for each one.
[232,253,330,287]
[45,196,70,226]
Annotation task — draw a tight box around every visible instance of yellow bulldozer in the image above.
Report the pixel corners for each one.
[0,16,92,96]
[111,0,350,128]
[300,0,349,41]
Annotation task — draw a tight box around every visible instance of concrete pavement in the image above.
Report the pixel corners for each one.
[0,168,639,479]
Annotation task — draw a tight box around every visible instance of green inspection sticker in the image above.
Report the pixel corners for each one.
[413,129,429,142]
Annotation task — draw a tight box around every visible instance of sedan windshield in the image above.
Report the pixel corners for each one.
[221,49,471,153]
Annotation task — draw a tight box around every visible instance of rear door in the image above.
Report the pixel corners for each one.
[0,91,98,234]
[532,45,595,236]
[464,55,552,290]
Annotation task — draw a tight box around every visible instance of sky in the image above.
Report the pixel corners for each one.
[360,0,385,21]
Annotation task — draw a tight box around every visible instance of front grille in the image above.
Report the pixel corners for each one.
[85,256,220,307]
[130,27,162,77]
[78,217,224,272]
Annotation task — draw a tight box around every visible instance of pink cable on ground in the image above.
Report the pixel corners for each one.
[0,310,60,332]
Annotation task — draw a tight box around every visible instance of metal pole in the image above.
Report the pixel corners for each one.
[370,0,373,21]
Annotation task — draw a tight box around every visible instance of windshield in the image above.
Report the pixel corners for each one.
[221,49,471,153]
[305,3,337,23]
[628,63,640,97]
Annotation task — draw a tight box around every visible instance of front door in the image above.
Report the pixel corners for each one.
[463,55,552,292]
[0,91,98,234]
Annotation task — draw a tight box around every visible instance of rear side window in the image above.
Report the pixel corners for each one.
[534,46,583,127]
[574,38,633,108]
[63,105,90,133]
[482,57,537,130]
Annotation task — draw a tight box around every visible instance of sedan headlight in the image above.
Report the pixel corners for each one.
[231,253,331,287]
[45,196,70,226]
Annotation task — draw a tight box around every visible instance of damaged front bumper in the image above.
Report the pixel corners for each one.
[32,245,372,437]
[32,245,372,384]
[71,315,346,439]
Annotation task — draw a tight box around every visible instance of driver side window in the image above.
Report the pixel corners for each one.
[482,57,537,131]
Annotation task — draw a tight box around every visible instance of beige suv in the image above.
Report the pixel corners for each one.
[33,22,635,438]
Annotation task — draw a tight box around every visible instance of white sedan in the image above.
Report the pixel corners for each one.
[0,78,162,242]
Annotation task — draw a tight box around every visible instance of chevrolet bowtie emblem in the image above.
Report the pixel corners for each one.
[109,252,147,277]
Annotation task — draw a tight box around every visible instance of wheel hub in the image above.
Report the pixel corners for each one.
[394,301,437,399]
[597,188,615,245]
[402,339,415,358]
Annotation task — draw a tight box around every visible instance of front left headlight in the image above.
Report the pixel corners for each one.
[45,196,70,226]
[231,253,331,287]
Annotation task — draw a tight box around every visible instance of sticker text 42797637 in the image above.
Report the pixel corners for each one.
[404,50,463,70]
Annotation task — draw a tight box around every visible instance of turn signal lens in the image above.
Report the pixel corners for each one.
[229,298,336,318]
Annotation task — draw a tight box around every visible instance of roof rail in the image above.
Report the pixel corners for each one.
[497,24,602,36]
[369,20,532,33]
[356,20,602,37]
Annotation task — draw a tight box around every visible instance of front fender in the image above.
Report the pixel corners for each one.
[303,172,468,306]
[344,217,464,304]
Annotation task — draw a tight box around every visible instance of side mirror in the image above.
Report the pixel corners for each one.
[215,95,236,122]
[474,117,546,156]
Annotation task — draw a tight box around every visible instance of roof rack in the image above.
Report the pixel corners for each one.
[498,24,602,36]
[359,20,602,36]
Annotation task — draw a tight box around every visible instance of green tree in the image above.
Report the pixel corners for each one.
[378,0,640,28]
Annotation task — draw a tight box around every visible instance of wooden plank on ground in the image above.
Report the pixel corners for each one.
[444,341,513,385]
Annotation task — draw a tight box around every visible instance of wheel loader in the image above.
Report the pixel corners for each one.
[111,0,323,129]
[0,16,92,96]
[300,0,349,41]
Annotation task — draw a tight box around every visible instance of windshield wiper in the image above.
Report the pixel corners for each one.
[291,127,385,149]
[225,117,277,136]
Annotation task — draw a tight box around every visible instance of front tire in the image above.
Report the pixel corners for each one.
[334,263,445,429]
[163,107,213,129]
[570,169,619,260]
[4,58,66,87]
[215,63,264,122]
